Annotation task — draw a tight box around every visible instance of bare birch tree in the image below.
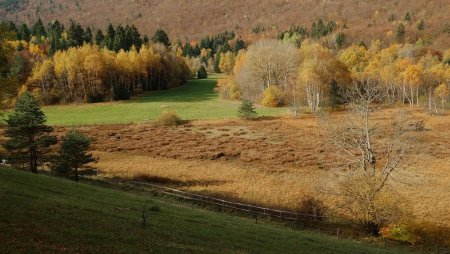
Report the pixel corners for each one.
[322,79,414,235]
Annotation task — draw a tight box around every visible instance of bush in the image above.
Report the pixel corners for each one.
[295,197,327,221]
[237,100,257,120]
[215,78,240,100]
[380,224,421,245]
[153,111,183,127]
[87,92,105,103]
[113,86,130,101]
[150,205,161,212]
[260,85,284,107]
[197,66,207,79]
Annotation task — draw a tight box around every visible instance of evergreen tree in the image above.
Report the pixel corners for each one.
[335,32,346,48]
[130,25,142,49]
[396,23,406,42]
[214,53,221,73]
[83,27,93,44]
[233,38,245,54]
[67,20,84,47]
[417,20,425,31]
[192,44,201,57]
[8,55,25,81]
[95,29,105,46]
[53,130,94,181]
[18,24,30,41]
[143,35,149,44]
[329,80,344,110]
[152,29,170,47]
[3,92,57,173]
[106,23,115,50]
[237,100,257,120]
[404,12,412,22]
[197,66,207,79]
[220,41,231,53]
[182,42,192,57]
[31,18,46,38]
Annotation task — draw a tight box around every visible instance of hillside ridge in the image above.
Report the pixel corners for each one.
[1,0,449,48]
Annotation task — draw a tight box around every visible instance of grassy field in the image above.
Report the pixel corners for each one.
[42,75,286,126]
[0,167,417,254]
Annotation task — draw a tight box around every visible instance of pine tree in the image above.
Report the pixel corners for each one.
[31,18,46,38]
[95,29,105,46]
[83,27,93,44]
[152,29,170,47]
[417,20,425,31]
[197,66,207,79]
[233,38,245,54]
[3,92,57,173]
[18,24,30,41]
[214,53,221,73]
[335,32,346,48]
[404,12,412,22]
[237,100,257,120]
[106,23,115,50]
[143,35,149,44]
[67,20,84,47]
[53,130,94,181]
[396,23,406,42]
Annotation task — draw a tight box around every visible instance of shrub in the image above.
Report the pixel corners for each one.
[197,66,207,79]
[53,130,95,181]
[113,86,130,101]
[260,85,284,107]
[295,197,327,221]
[215,78,240,100]
[150,205,161,212]
[153,111,183,127]
[237,100,257,120]
[87,92,105,103]
[380,224,421,245]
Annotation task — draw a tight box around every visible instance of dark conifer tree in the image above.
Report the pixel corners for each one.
[95,29,105,46]
[3,92,57,173]
[31,18,46,38]
[83,27,93,44]
[151,29,170,47]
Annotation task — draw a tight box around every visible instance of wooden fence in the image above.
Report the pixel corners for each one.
[129,180,331,222]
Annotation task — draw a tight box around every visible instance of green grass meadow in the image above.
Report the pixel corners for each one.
[42,75,286,126]
[0,168,417,254]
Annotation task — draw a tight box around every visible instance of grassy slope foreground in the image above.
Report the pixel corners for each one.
[42,76,286,126]
[0,168,414,254]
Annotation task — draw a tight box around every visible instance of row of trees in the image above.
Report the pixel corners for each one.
[3,92,93,181]
[26,43,190,104]
[4,19,173,55]
[221,39,450,114]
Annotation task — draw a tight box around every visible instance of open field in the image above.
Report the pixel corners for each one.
[42,75,286,126]
[0,168,418,254]
[49,108,450,233]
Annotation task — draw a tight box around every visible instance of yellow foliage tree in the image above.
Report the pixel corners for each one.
[219,51,235,74]
[434,83,449,110]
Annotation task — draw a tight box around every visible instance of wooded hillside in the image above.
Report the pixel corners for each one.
[1,0,449,49]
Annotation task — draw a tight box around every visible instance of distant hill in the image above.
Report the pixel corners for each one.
[1,0,449,49]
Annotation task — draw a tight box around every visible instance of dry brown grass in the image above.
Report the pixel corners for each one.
[56,107,450,229]
[153,111,183,127]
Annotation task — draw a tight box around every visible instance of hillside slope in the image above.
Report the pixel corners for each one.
[0,167,415,253]
[1,0,449,48]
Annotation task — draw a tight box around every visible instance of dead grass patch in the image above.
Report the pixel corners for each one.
[44,108,450,229]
